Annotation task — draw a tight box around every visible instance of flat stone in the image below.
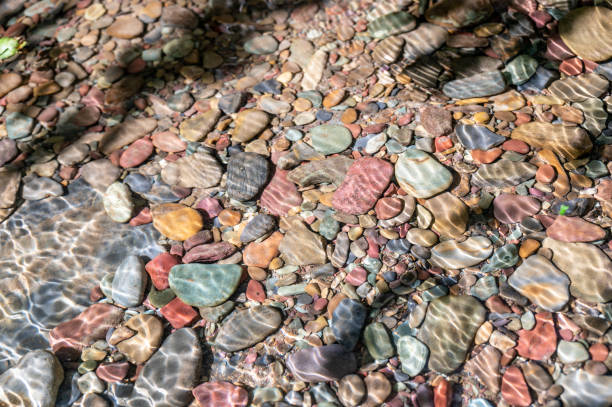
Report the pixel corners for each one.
[0,170,20,208]
[100,118,157,155]
[0,72,22,97]
[278,217,326,266]
[542,238,612,303]
[556,369,612,407]
[226,152,269,201]
[152,131,187,153]
[260,169,302,216]
[240,214,276,243]
[0,138,17,167]
[418,295,486,373]
[368,11,416,39]
[151,203,203,241]
[103,182,133,223]
[372,35,404,64]
[419,105,452,137]
[309,124,352,155]
[301,49,327,91]
[557,340,589,364]
[145,252,179,290]
[501,366,531,407]
[127,328,201,407]
[331,299,367,351]
[161,151,222,189]
[215,306,282,352]
[455,124,505,150]
[218,92,246,115]
[160,297,198,329]
[466,345,501,392]
[509,254,570,311]
[516,312,557,360]
[363,322,395,361]
[193,382,248,407]
[504,55,538,85]
[107,16,143,39]
[21,176,63,201]
[472,159,537,188]
[548,73,609,102]
[231,109,269,143]
[287,344,357,382]
[183,242,237,263]
[546,216,606,243]
[480,244,519,273]
[375,197,404,220]
[424,192,469,238]
[401,23,448,63]
[115,314,163,364]
[511,121,592,160]
[161,5,197,28]
[169,264,242,307]
[6,112,33,140]
[364,372,391,406]
[574,98,608,136]
[559,7,612,62]
[398,335,429,376]
[430,236,493,270]
[442,71,506,99]
[243,231,283,268]
[287,156,353,187]
[521,361,553,392]
[395,149,452,198]
[180,110,221,142]
[244,35,278,55]
[0,350,63,407]
[493,193,540,224]
[111,255,146,307]
[425,0,493,28]
[338,375,366,407]
[406,228,438,247]
[332,157,393,215]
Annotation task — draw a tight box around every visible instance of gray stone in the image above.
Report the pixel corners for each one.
[111,255,146,307]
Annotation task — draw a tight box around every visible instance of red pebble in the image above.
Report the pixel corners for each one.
[502,366,532,407]
[129,207,153,226]
[435,136,453,152]
[513,112,531,126]
[434,378,452,407]
[502,139,530,154]
[345,266,367,286]
[397,113,413,126]
[196,197,223,218]
[471,148,502,164]
[127,58,146,74]
[345,123,361,138]
[246,280,266,302]
[160,297,199,329]
[192,381,249,407]
[559,57,583,76]
[516,312,557,360]
[589,343,609,362]
[119,138,153,168]
[145,252,179,290]
[96,362,129,383]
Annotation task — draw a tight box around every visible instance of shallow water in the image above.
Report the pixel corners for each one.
[0,179,162,373]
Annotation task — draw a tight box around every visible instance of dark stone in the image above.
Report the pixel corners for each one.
[226,152,270,201]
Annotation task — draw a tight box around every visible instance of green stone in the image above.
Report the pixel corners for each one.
[319,214,339,240]
[168,264,242,307]
[504,55,538,85]
[481,244,518,273]
[397,335,429,376]
[363,322,395,360]
[368,11,416,39]
[198,301,235,323]
[147,286,176,308]
[309,125,352,155]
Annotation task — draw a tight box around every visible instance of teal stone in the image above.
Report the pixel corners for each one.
[368,11,416,39]
[395,149,452,198]
[297,90,323,107]
[277,283,307,296]
[168,264,242,307]
[319,214,339,240]
[363,322,395,360]
[481,244,518,273]
[421,285,448,302]
[6,112,34,140]
[147,286,176,308]
[470,276,498,301]
[397,335,429,376]
[309,125,352,155]
[142,48,162,62]
[362,257,382,273]
[504,55,538,85]
[393,322,418,343]
[386,139,406,154]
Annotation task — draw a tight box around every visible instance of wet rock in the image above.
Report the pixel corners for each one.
[151,203,203,241]
[363,322,395,361]
[466,346,501,392]
[372,36,404,64]
[0,138,17,167]
[548,73,609,102]
[287,344,357,382]
[215,306,282,352]
[161,6,198,29]
[418,295,486,373]
[192,382,248,407]
[430,236,493,270]
[232,109,270,143]
[395,149,452,198]
[424,192,469,238]
[0,72,22,97]
[115,314,163,364]
[511,121,592,160]
[471,159,537,188]
[504,55,538,85]
[363,372,391,406]
[100,118,157,155]
[244,35,278,55]
[22,177,63,201]
[398,335,429,376]
[161,151,222,189]
[559,7,612,62]
[218,92,246,115]
[180,110,221,142]
[546,216,606,243]
[287,156,353,187]
[0,170,20,208]
[309,124,352,155]
[240,214,277,243]
[516,312,557,360]
[442,71,506,99]
[152,132,187,153]
[425,0,493,28]
[401,23,449,63]
[455,124,505,150]
[169,264,242,307]
[338,374,366,406]
[279,217,326,266]
[6,112,34,140]
[493,193,540,224]
[301,50,327,91]
[260,169,302,216]
[111,255,146,307]
[103,182,133,223]
[226,152,269,201]
[556,369,612,407]
[107,16,143,39]
[420,105,452,138]
[557,340,589,364]
[501,366,531,407]
[0,350,63,407]
[368,11,416,39]
[183,242,236,263]
[332,299,367,351]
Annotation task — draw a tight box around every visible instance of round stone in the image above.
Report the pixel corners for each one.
[151,203,203,241]
[309,124,352,155]
[215,306,282,352]
[103,182,134,223]
[395,149,452,198]
[244,35,278,55]
[398,335,429,376]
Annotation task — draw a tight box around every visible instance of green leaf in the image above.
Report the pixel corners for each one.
[0,37,20,60]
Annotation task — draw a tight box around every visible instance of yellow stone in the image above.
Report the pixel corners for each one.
[319,192,334,207]
[151,203,203,241]
[473,111,490,124]
[519,239,540,258]
[277,71,293,84]
[455,97,489,105]
[293,98,312,112]
[526,95,565,105]
[84,3,106,20]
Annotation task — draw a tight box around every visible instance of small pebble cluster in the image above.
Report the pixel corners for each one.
[0,0,612,406]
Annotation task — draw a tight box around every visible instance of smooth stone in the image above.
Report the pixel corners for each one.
[548,73,609,102]
[260,169,302,216]
[465,346,501,392]
[481,244,518,273]
[319,214,339,240]
[472,159,537,188]
[338,375,366,407]
[127,328,201,407]
[401,23,448,63]
[419,105,452,138]
[425,0,493,28]
[574,98,607,136]
[57,143,88,167]
[226,152,269,201]
[151,203,203,241]
[182,241,237,264]
[301,49,327,91]
[418,295,486,374]
[241,214,276,243]
[521,361,552,392]
[557,369,612,407]
[557,340,589,364]
[0,138,17,167]
[278,218,326,266]
[331,299,367,351]
[368,11,416,39]
[232,109,270,143]
[559,7,612,62]
[442,71,506,99]
[470,275,498,301]
[504,55,538,85]
[22,177,63,200]
[124,173,152,194]
[363,322,395,361]
[455,124,505,150]
[161,151,222,189]
[501,366,531,407]
[162,37,194,59]
[309,124,352,155]
[375,197,404,220]
[169,264,242,307]
[511,121,592,160]
[161,5,197,28]
[254,80,282,96]
[516,312,557,360]
[493,193,540,224]
[542,238,612,303]
[406,228,438,247]
[398,335,429,376]
[0,170,20,208]
[107,16,143,39]
[179,110,221,142]
[546,216,606,243]
[0,350,63,407]
[395,149,452,198]
[430,236,493,270]
[167,92,194,113]
[6,112,33,140]
[258,96,290,115]
[192,382,248,407]
[152,132,187,153]
[424,192,469,238]
[287,156,353,187]
[100,118,157,155]
[218,92,246,115]
[0,72,22,97]
[244,35,278,55]
[363,372,391,406]
[286,344,357,382]
[103,182,133,223]
[332,157,393,215]
[215,306,282,352]
[372,35,404,64]
[77,372,104,394]
[115,314,163,364]
[111,255,146,307]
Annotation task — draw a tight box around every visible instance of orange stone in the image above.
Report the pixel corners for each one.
[322,89,345,108]
[246,280,266,302]
[434,378,452,407]
[536,164,556,184]
[589,343,609,362]
[218,209,241,226]
[502,366,531,407]
[243,231,283,268]
[151,203,203,241]
[518,239,540,258]
[160,297,198,329]
[341,108,358,124]
[471,148,502,164]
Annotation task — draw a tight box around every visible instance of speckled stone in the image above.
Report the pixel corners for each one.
[169,264,242,307]
[395,149,452,198]
[287,344,357,382]
[215,306,282,352]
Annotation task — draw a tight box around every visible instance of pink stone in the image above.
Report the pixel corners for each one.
[182,242,237,263]
[119,138,153,168]
[196,197,223,219]
[129,207,152,226]
[559,57,583,76]
[260,169,303,216]
[528,10,551,28]
[192,381,249,407]
[37,106,59,123]
[419,105,452,137]
[71,106,101,127]
[145,252,179,290]
[375,197,404,220]
[96,362,129,382]
[49,303,124,361]
[183,230,213,251]
[152,131,187,152]
[332,157,393,215]
[502,139,530,154]
[246,280,266,302]
[345,266,367,286]
[516,312,557,360]
[502,366,532,407]
[493,193,540,224]
[160,297,198,328]
[546,216,606,242]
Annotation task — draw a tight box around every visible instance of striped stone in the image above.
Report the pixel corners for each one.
[425,0,493,28]
[161,151,222,189]
[368,11,416,39]
[573,98,607,135]
[548,73,609,102]
[301,50,327,91]
[456,124,505,150]
[377,195,416,229]
[232,109,269,143]
[511,121,592,160]
[472,159,537,188]
[100,117,157,155]
[559,7,612,62]
[260,169,302,216]
[372,36,404,64]
[401,57,443,88]
[442,71,506,99]
[215,306,282,352]
[429,236,493,270]
[226,152,269,201]
[400,23,448,62]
